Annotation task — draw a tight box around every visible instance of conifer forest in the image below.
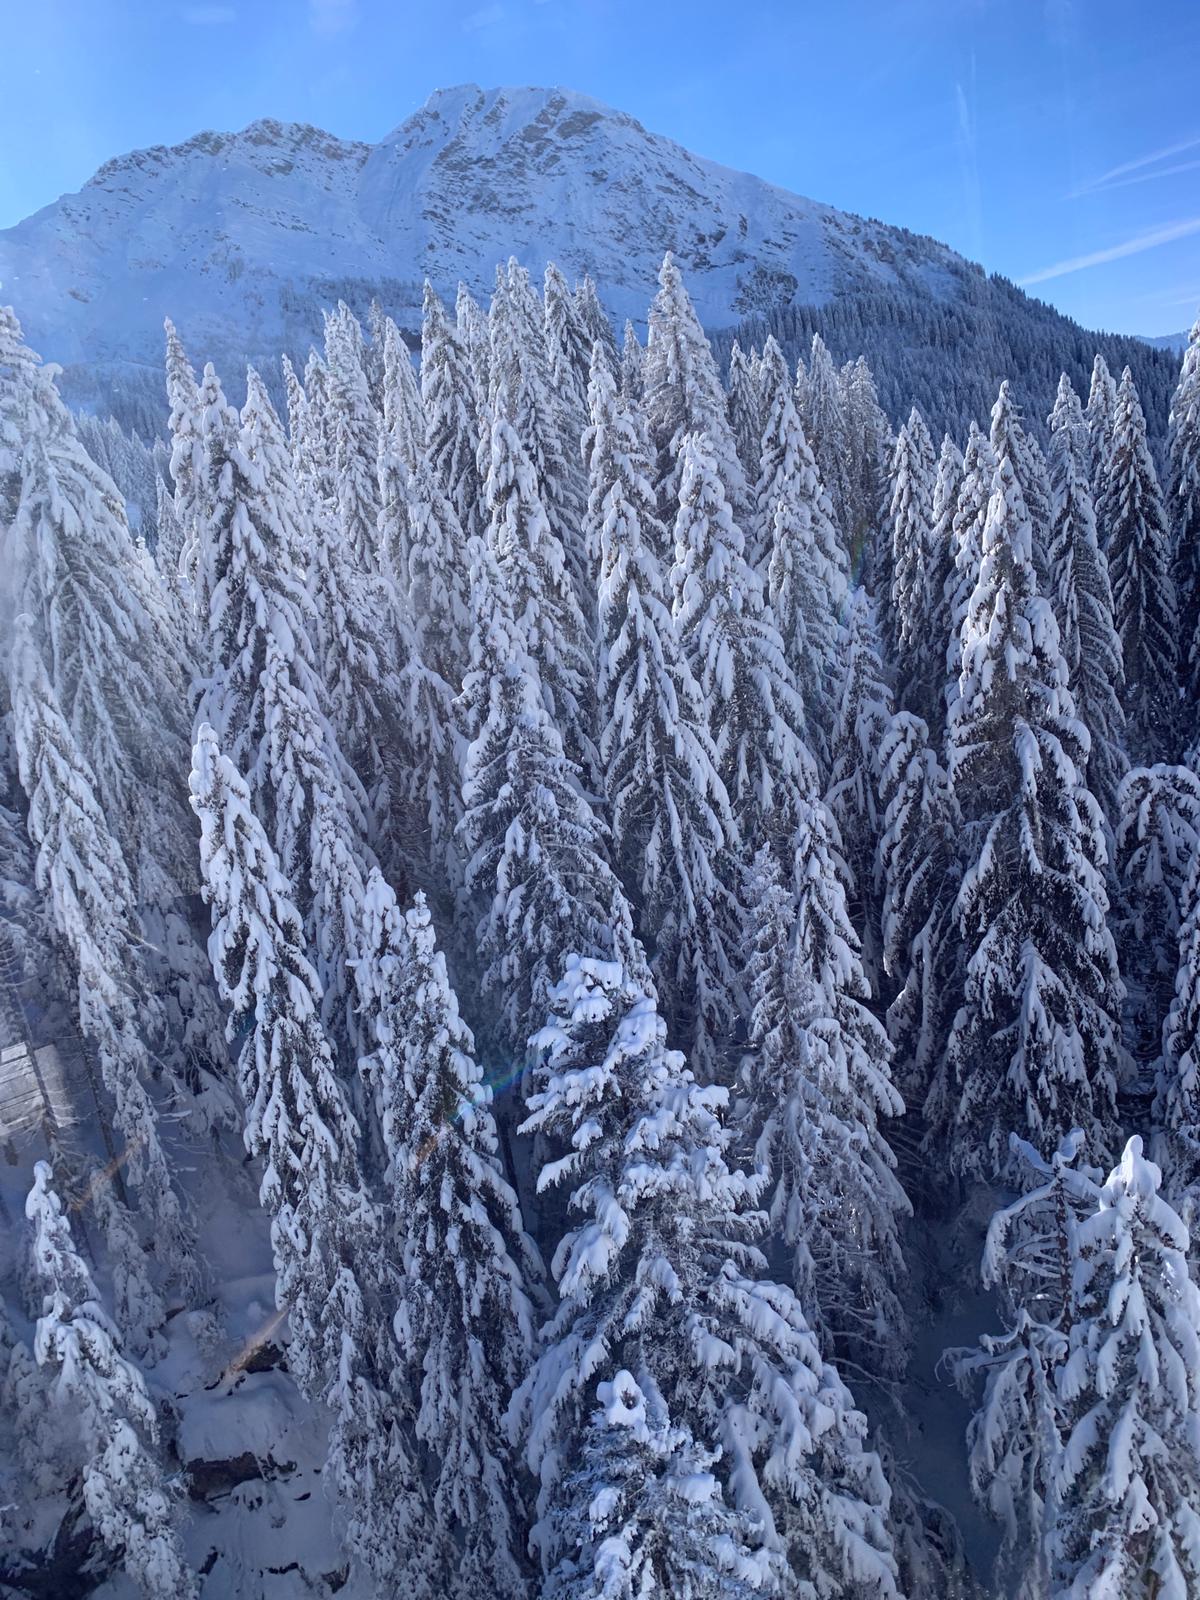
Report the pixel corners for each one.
[2,226,1200,1600]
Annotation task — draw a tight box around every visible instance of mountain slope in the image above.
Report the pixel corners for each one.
[0,83,1179,436]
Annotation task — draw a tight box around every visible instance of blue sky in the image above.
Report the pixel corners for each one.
[3,0,1197,335]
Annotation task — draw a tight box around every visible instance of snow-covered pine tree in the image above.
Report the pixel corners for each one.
[825,586,893,984]
[194,364,374,1044]
[359,883,539,1599]
[886,407,936,682]
[918,434,963,737]
[588,346,741,1081]
[324,302,382,571]
[943,421,998,727]
[1046,374,1128,819]
[756,336,848,763]
[26,1162,197,1600]
[621,318,645,403]
[1049,1138,1200,1598]
[490,260,592,622]
[483,398,597,779]
[876,709,961,1119]
[11,615,194,1284]
[742,837,909,1376]
[513,955,903,1599]
[951,1131,1102,1599]
[642,253,748,521]
[840,355,893,591]
[422,280,488,545]
[543,260,591,431]
[305,435,398,848]
[1085,352,1118,499]
[456,537,640,1059]
[189,726,377,1400]
[1097,366,1178,757]
[162,317,202,606]
[1156,845,1200,1221]
[1171,320,1200,720]
[672,428,816,860]
[799,332,854,551]
[990,381,1051,592]
[542,1369,768,1600]
[574,274,617,362]
[1116,764,1200,1077]
[939,433,1123,1181]
[456,280,492,424]
[727,340,764,488]
[9,354,227,1126]
[380,314,427,477]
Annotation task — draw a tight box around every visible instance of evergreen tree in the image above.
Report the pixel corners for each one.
[361,885,539,1599]
[491,260,591,621]
[939,436,1122,1180]
[919,434,963,737]
[574,275,617,366]
[542,1369,767,1600]
[162,317,202,606]
[544,260,591,430]
[621,319,644,403]
[886,407,936,680]
[798,332,854,550]
[324,302,382,571]
[672,429,816,859]
[951,1132,1102,1599]
[825,587,893,983]
[11,615,194,1282]
[1115,764,1200,1076]
[840,355,892,590]
[484,401,596,778]
[1046,375,1128,817]
[190,726,375,1400]
[1085,353,1117,497]
[589,348,741,1080]
[876,710,961,1116]
[513,955,903,1600]
[944,422,997,726]
[1157,852,1200,1226]
[456,546,640,1058]
[742,836,909,1376]
[1050,1138,1200,1598]
[1170,319,1200,710]
[422,280,487,544]
[727,340,764,488]
[756,336,847,761]
[26,1162,197,1600]
[643,253,747,520]
[991,381,1052,591]
[1097,366,1177,756]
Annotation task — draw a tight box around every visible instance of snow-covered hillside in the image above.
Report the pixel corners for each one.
[0,84,971,414]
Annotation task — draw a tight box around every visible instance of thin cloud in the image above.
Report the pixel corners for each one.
[1020,217,1200,286]
[181,4,236,20]
[1072,133,1200,197]
[1079,157,1200,195]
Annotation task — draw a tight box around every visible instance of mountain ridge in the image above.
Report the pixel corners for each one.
[0,84,1178,436]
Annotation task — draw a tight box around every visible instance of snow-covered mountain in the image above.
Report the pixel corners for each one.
[0,85,972,408]
[0,82,1178,438]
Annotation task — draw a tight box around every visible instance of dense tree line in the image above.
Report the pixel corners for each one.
[1,270,1200,1600]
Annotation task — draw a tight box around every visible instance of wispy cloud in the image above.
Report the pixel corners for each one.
[309,0,357,35]
[1020,217,1200,286]
[1071,134,1200,197]
[181,3,236,21]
